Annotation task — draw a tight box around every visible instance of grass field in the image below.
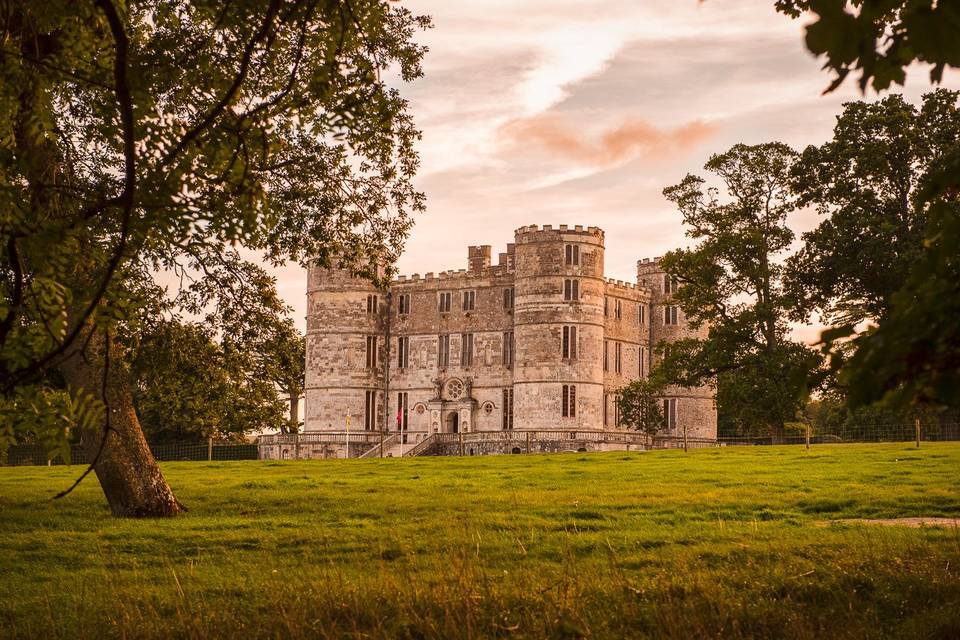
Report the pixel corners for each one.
[1,444,959,639]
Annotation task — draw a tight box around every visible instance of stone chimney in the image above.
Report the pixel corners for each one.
[468,245,491,274]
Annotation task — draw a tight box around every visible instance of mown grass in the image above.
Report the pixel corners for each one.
[1,444,959,639]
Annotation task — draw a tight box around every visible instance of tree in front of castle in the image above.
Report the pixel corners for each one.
[0,1,428,516]
[656,143,821,441]
[616,378,666,436]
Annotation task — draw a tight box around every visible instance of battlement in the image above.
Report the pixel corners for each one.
[636,256,665,280]
[514,224,604,245]
[391,266,513,286]
[603,277,648,297]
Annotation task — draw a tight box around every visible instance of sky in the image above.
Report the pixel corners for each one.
[272,0,959,343]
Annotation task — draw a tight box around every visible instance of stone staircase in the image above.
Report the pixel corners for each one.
[358,434,397,458]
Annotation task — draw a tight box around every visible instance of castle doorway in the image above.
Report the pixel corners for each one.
[446,411,460,433]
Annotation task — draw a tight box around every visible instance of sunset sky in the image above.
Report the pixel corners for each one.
[274,1,959,342]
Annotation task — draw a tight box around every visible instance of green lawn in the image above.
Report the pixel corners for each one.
[1,444,959,639]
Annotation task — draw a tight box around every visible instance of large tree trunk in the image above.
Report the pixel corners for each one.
[59,329,184,518]
[289,392,300,431]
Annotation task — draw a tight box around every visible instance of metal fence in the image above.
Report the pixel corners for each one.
[3,421,959,466]
[0,441,258,467]
[715,421,960,447]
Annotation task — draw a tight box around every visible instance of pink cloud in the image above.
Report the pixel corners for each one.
[498,113,718,167]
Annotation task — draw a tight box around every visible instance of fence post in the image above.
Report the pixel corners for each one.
[207,437,213,461]
[295,433,301,460]
[526,431,531,454]
[805,424,810,450]
[683,422,688,453]
[916,418,921,449]
[458,433,464,456]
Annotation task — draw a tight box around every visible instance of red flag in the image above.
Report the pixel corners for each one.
[396,408,402,428]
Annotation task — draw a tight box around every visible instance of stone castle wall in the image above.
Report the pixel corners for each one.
[637,257,717,440]
[304,225,717,441]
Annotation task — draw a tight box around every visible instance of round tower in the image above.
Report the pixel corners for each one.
[304,263,385,432]
[637,257,717,440]
[512,225,605,429]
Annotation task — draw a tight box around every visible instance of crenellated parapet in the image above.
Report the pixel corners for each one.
[514,224,604,246]
[603,277,649,300]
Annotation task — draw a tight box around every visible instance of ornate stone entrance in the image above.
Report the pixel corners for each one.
[428,376,476,434]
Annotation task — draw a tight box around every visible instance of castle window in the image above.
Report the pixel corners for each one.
[502,388,514,430]
[563,279,580,301]
[365,336,378,368]
[461,333,474,367]
[615,342,622,374]
[603,340,609,372]
[663,398,678,430]
[615,399,621,427]
[562,325,577,360]
[438,291,452,313]
[364,390,377,430]
[462,290,475,312]
[661,342,674,364]
[437,334,450,368]
[664,305,679,325]
[366,294,378,314]
[397,336,409,369]
[615,299,622,320]
[638,303,645,325]
[396,392,408,433]
[503,287,514,311]
[565,244,580,266]
[604,296,609,316]
[639,346,646,377]
[397,293,411,315]
[502,331,514,368]
[561,385,576,417]
[664,275,679,294]
[603,394,609,426]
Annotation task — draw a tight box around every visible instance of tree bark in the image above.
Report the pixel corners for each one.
[59,329,184,517]
[289,392,299,430]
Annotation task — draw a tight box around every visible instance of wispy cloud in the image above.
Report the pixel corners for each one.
[499,114,717,168]
[270,1,960,334]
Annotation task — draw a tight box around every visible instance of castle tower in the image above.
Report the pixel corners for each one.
[637,258,717,440]
[304,263,385,432]
[512,225,605,429]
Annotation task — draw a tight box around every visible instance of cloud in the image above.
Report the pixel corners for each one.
[498,113,718,168]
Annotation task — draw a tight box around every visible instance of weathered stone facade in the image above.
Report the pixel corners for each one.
[304,225,717,441]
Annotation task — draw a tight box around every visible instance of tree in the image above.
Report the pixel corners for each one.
[260,321,306,434]
[775,0,960,93]
[659,143,821,440]
[787,90,960,327]
[616,378,666,436]
[1,2,428,516]
[786,91,960,408]
[131,319,286,443]
[775,3,960,411]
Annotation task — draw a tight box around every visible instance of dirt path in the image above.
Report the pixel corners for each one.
[821,517,960,528]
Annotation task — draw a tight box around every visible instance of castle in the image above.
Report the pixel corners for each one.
[296,224,717,456]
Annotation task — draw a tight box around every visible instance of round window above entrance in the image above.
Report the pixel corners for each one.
[445,379,464,400]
